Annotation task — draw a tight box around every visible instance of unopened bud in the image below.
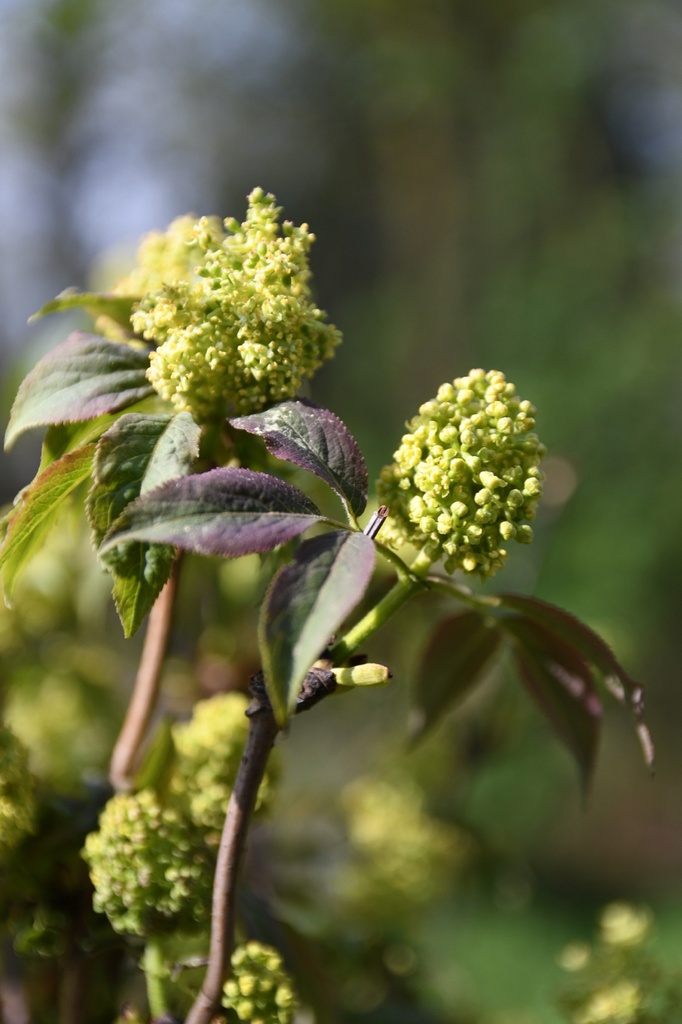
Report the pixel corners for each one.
[333,664,392,688]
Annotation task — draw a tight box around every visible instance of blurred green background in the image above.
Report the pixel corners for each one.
[2,0,682,1021]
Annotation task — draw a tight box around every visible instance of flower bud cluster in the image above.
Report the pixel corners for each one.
[169,692,277,839]
[131,188,341,421]
[0,724,36,858]
[557,904,678,1024]
[222,941,298,1024]
[340,776,465,918]
[377,369,545,577]
[82,789,213,937]
[82,694,278,937]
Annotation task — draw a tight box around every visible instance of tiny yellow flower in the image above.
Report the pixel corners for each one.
[130,189,340,421]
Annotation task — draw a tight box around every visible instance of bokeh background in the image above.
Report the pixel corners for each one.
[2,1,682,1021]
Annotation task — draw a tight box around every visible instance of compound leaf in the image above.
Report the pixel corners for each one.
[500,593,653,770]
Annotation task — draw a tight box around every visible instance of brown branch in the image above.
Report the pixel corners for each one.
[185,707,280,1024]
[0,938,29,1024]
[109,555,181,792]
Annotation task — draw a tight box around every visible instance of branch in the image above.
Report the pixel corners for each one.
[185,706,280,1024]
[109,554,181,792]
[0,938,29,1024]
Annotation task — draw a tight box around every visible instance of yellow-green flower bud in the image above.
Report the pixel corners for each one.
[377,369,545,578]
[0,724,36,858]
[222,941,298,1023]
[599,903,652,947]
[169,692,277,839]
[332,664,392,688]
[82,790,213,937]
[132,189,341,421]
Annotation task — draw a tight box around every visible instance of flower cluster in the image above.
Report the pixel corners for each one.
[82,693,279,937]
[130,188,341,421]
[377,369,545,577]
[339,776,465,922]
[169,692,278,839]
[222,941,298,1024]
[0,724,37,858]
[557,903,682,1024]
[82,790,213,936]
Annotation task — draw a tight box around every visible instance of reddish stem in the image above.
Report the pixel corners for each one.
[109,556,181,792]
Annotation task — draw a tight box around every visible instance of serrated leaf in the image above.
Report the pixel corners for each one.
[411,610,502,739]
[5,332,154,449]
[499,593,653,769]
[39,413,126,472]
[0,444,95,598]
[88,412,202,544]
[88,412,201,636]
[38,396,168,472]
[107,543,176,639]
[230,399,368,517]
[259,531,375,724]
[30,289,137,329]
[99,467,323,559]
[503,614,602,792]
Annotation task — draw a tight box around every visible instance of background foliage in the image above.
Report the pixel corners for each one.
[1,0,682,1021]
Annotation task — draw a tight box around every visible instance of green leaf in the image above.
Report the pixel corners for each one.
[38,396,170,472]
[88,413,201,545]
[5,331,154,449]
[411,610,502,739]
[30,289,138,329]
[499,593,653,770]
[106,539,176,639]
[0,444,95,598]
[503,614,602,792]
[39,414,126,472]
[89,412,201,636]
[133,717,177,797]
[259,531,376,724]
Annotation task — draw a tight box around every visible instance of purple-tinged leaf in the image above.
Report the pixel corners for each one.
[0,444,95,599]
[503,614,602,792]
[5,332,154,449]
[88,413,201,636]
[500,593,653,770]
[411,611,502,739]
[99,467,323,559]
[259,530,376,724]
[230,399,368,517]
[29,290,137,329]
